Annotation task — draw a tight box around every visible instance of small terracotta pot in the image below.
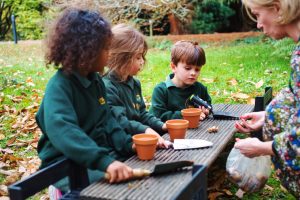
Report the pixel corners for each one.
[132,134,158,160]
[181,108,202,128]
[166,119,189,142]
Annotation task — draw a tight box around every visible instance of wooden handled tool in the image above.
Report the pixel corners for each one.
[104,168,151,180]
[104,160,194,180]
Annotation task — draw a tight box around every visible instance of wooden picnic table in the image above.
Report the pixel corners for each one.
[80,104,254,200]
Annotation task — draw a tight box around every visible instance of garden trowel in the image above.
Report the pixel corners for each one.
[104,160,194,179]
[172,139,213,150]
[188,94,239,120]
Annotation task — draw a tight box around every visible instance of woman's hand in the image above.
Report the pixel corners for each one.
[145,128,169,148]
[106,161,133,183]
[235,111,265,133]
[234,138,274,158]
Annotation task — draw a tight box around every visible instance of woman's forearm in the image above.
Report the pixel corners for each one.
[260,141,275,156]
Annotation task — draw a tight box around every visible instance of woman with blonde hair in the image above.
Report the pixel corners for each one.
[234,0,300,197]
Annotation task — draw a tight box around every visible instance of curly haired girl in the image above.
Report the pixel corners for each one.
[37,8,138,195]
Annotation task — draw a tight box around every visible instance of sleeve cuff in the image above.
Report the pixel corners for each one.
[272,141,279,157]
[96,155,115,172]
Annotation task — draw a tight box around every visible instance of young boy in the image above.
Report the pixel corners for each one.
[150,40,211,122]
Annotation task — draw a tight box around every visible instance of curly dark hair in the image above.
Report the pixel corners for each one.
[45,8,112,75]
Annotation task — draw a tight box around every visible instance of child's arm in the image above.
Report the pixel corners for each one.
[105,81,150,135]
[150,85,182,122]
[39,82,133,171]
[134,79,165,134]
[196,83,212,120]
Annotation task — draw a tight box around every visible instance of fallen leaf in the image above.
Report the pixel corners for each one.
[39,195,49,200]
[223,90,229,95]
[280,185,288,193]
[255,80,264,89]
[231,92,249,99]
[0,148,14,154]
[0,169,16,176]
[0,133,5,140]
[235,189,245,199]
[222,189,233,196]
[11,96,23,103]
[264,69,272,74]
[245,80,256,85]
[0,161,9,169]
[247,98,255,104]
[208,192,223,200]
[227,78,238,86]
[4,173,22,185]
[31,142,38,149]
[0,185,8,196]
[6,137,16,146]
[211,91,219,96]
[26,77,33,83]
[201,78,215,83]
[264,184,274,191]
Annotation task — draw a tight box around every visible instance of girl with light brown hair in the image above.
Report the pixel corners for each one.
[104,24,169,148]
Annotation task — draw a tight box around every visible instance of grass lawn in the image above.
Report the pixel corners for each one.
[0,38,297,199]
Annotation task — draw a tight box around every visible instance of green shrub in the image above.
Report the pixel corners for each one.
[15,0,49,40]
[154,40,173,50]
[268,38,297,60]
[1,0,49,40]
[146,38,173,50]
[190,0,235,34]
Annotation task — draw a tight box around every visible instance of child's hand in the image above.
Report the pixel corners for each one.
[132,143,136,152]
[145,128,170,148]
[199,107,209,121]
[106,161,133,183]
[162,123,168,132]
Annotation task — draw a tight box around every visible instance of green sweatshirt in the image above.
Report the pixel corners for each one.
[103,73,164,135]
[36,69,134,172]
[150,73,212,122]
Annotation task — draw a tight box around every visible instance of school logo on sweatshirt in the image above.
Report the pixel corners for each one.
[136,94,141,101]
[98,97,106,105]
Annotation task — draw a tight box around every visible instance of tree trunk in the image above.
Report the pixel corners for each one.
[168,13,185,35]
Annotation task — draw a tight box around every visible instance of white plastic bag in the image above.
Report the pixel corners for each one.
[226,147,272,193]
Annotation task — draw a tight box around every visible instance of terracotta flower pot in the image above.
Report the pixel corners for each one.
[132,134,158,160]
[166,119,189,142]
[181,108,202,128]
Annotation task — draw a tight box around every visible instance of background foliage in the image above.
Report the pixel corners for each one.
[1,0,256,40]
[190,0,235,33]
[0,0,50,40]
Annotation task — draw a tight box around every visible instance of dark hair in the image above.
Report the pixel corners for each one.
[45,8,112,75]
[171,40,206,67]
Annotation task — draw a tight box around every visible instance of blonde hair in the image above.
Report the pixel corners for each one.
[242,0,300,25]
[171,40,206,67]
[107,24,147,81]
